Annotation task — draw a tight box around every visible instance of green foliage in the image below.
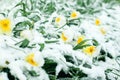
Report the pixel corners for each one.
[39,43,45,51]
[64,55,74,64]
[43,1,56,14]
[29,70,39,77]
[45,40,59,44]
[37,26,46,35]
[19,39,30,48]
[13,21,33,37]
[42,58,57,75]
[2,68,18,80]
[73,39,90,50]
[92,39,99,46]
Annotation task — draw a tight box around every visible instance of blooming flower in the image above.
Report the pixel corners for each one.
[61,32,67,42]
[70,11,80,19]
[0,18,11,34]
[61,29,74,42]
[100,27,106,35]
[55,15,66,27]
[77,35,84,44]
[25,53,39,66]
[83,46,96,55]
[95,19,101,26]
[20,29,33,41]
[25,52,44,67]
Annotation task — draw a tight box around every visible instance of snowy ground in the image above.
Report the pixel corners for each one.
[0,0,120,80]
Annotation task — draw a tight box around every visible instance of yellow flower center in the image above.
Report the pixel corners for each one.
[55,17,61,23]
[61,33,67,42]
[77,36,84,44]
[95,19,101,26]
[70,11,77,19]
[0,18,11,34]
[83,46,96,55]
[100,28,106,35]
[25,53,39,66]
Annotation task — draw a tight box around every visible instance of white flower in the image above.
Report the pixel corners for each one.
[70,11,80,19]
[0,52,14,67]
[55,15,66,27]
[61,29,74,42]
[32,30,45,43]
[25,51,44,67]
[20,29,33,41]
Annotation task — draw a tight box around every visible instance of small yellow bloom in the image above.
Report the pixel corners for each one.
[100,28,106,35]
[83,46,96,55]
[61,32,67,42]
[77,36,84,44]
[55,17,61,23]
[0,18,11,34]
[70,11,80,19]
[95,19,101,26]
[25,53,39,66]
[55,15,66,27]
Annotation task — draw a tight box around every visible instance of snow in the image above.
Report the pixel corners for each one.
[0,0,120,80]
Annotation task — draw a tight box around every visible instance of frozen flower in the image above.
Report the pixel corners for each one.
[0,18,11,34]
[100,27,106,35]
[70,11,80,19]
[25,52,44,67]
[95,19,101,26]
[25,53,39,66]
[20,29,33,41]
[61,29,74,42]
[32,30,45,43]
[61,32,67,42]
[83,46,96,55]
[77,35,85,44]
[55,15,66,27]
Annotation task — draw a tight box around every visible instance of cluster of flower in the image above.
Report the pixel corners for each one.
[0,0,120,80]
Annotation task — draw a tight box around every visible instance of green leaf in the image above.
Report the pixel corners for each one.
[73,39,90,50]
[45,40,59,44]
[42,58,57,75]
[19,39,30,48]
[37,26,45,34]
[29,70,39,77]
[92,39,99,46]
[83,62,91,69]
[13,30,21,38]
[29,15,40,22]
[39,43,45,51]
[64,55,74,64]
[105,69,112,73]
[15,2,24,7]
[43,2,56,14]
[69,67,87,78]
[0,13,6,17]
[49,75,57,80]
[14,21,33,31]
[2,68,18,80]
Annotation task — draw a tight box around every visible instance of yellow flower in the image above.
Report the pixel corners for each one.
[61,32,67,42]
[55,15,66,27]
[100,28,106,35]
[70,11,80,19]
[55,17,61,23]
[25,53,39,66]
[77,36,84,44]
[95,19,101,26]
[83,46,96,55]
[0,18,11,34]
